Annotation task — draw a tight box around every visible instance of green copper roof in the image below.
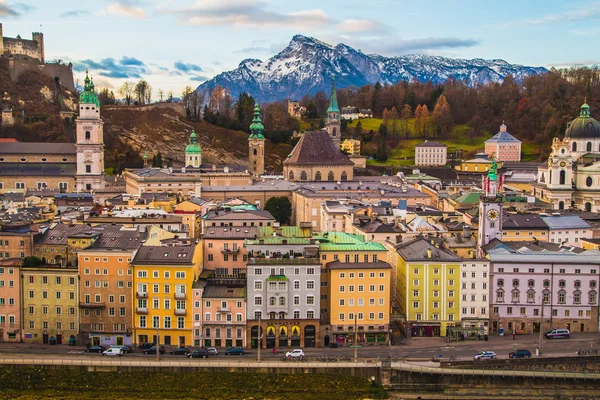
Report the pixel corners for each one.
[143,151,148,160]
[185,130,202,154]
[266,275,288,281]
[580,100,590,117]
[249,102,265,140]
[487,157,498,181]
[79,70,101,107]
[565,99,600,139]
[327,75,339,113]
[316,231,386,252]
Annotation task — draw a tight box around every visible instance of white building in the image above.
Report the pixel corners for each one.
[415,141,447,166]
[542,215,592,246]
[460,259,490,334]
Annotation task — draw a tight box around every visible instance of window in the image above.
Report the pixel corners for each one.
[412,301,419,308]
[306,281,314,290]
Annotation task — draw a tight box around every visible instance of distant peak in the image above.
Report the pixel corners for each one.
[239,58,262,68]
[290,34,332,48]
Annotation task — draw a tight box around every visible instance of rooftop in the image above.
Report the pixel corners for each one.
[132,245,197,265]
[202,285,246,299]
[204,208,275,221]
[502,214,548,230]
[0,142,76,155]
[203,226,259,239]
[316,231,387,252]
[541,215,590,230]
[283,130,353,166]
[416,140,447,148]
[326,260,392,270]
[395,238,462,262]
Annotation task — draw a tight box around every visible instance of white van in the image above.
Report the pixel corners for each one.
[102,347,123,356]
[545,328,570,339]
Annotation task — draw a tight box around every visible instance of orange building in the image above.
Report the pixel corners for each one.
[203,226,257,275]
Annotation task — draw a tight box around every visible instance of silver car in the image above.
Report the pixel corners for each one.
[207,347,218,355]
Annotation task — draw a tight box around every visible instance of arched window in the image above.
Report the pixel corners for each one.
[341,171,347,181]
[559,170,566,185]
[328,171,335,181]
[332,127,337,137]
[253,149,257,155]
[300,171,307,181]
[587,142,592,152]
[572,142,577,152]
[289,170,294,180]
[85,131,91,140]
[269,297,276,306]
[279,297,286,306]
[586,202,592,212]
[315,171,321,181]
[558,201,564,210]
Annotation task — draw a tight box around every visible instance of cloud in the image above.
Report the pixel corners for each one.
[171,0,332,29]
[0,1,31,17]
[60,9,89,17]
[174,61,203,73]
[502,3,600,27]
[190,75,209,82]
[337,19,392,35]
[74,56,149,79]
[546,59,600,68]
[337,35,480,55]
[103,2,145,19]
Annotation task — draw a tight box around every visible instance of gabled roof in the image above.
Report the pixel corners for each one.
[204,209,275,221]
[283,131,353,166]
[316,231,386,252]
[132,245,196,265]
[416,141,446,148]
[541,215,590,230]
[36,223,98,245]
[502,214,548,230]
[202,285,246,299]
[203,226,258,239]
[0,143,76,155]
[396,238,462,262]
[485,124,521,143]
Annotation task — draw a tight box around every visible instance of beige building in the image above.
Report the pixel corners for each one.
[203,226,257,275]
[0,259,22,342]
[415,141,447,166]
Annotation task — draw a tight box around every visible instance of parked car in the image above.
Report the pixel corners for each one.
[509,349,531,359]
[144,345,165,355]
[85,345,106,353]
[171,347,191,355]
[545,329,570,339]
[119,345,133,354]
[138,342,155,350]
[329,342,339,348]
[103,347,123,357]
[207,347,218,356]
[225,347,245,356]
[286,349,305,359]
[188,349,209,359]
[473,351,497,360]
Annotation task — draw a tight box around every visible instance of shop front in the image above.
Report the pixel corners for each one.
[411,323,441,337]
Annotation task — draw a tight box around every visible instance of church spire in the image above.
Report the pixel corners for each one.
[327,74,339,113]
[249,102,265,140]
[580,98,590,117]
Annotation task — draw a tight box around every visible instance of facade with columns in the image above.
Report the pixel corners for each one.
[533,101,600,212]
[75,72,105,193]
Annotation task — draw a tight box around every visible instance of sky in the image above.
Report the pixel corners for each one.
[1,0,599,96]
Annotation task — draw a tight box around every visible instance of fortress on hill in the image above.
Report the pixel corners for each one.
[0,23,74,91]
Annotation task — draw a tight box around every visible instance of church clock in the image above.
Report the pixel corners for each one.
[487,209,499,221]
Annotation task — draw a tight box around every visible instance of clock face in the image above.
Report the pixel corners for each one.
[487,209,499,221]
[559,161,566,167]
[253,138,258,144]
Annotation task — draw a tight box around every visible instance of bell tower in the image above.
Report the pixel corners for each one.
[248,102,265,176]
[478,157,502,254]
[185,130,202,168]
[76,70,105,192]
[325,75,341,149]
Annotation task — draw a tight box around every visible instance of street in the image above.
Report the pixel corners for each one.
[1,332,599,361]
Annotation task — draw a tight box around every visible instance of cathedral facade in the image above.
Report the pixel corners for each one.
[533,101,600,212]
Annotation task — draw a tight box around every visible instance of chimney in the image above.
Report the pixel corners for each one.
[395,234,402,244]
[456,232,463,243]
[463,225,471,238]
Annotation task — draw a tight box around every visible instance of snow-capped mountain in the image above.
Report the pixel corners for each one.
[197,35,547,103]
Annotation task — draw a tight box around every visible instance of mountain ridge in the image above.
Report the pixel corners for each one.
[197,34,547,102]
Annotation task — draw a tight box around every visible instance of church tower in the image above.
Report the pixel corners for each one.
[248,102,265,176]
[185,130,202,168]
[478,158,502,254]
[325,75,341,149]
[76,71,105,192]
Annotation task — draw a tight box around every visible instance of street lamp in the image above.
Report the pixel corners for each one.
[156,323,160,362]
[257,314,262,362]
[353,315,358,363]
[537,296,544,356]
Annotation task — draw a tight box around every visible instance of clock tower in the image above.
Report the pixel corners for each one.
[76,71,105,192]
[478,157,502,254]
[248,102,265,176]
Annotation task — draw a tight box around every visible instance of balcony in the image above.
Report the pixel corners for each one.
[174,292,186,300]
[221,248,240,254]
[248,257,320,265]
[136,292,148,299]
[79,302,106,309]
[217,307,230,313]
[175,309,187,316]
[136,307,148,314]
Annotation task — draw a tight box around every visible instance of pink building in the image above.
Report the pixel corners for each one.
[0,259,21,342]
[485,123,522,162]
[203,226,257,275]
[192,277,247,349]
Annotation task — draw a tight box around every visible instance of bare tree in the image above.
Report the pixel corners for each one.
[118,81,135,105]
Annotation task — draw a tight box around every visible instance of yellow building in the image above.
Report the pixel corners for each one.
[581,238,600,250]
[501,214,548,242]
[317,232,391,346]
[131,243,202,347]
[21,264,79,344]
[395,238,462,337]
[456,156,503,173]
[341,139,361,156]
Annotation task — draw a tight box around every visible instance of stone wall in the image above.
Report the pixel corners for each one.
[3,57,75,91]
[103,102,185,115]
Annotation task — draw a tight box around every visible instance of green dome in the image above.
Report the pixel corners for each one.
[185,130,202,154]
[565,100,600,139]
[249,102,265,140]
[79,70,101,107]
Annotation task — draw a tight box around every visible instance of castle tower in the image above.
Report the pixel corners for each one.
[248,102,265,176]
[32,31,44,63]
[325,75,341,149]
[76,71,105,192]
[185,130,202,168]
[478,157,502,254]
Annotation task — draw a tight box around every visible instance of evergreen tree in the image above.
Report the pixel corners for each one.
[378,122,388,138]
[264,197,292,225]
[375,135,388,162]
[354,120,363,137]
[318,118,325,129]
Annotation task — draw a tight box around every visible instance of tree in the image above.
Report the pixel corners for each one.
[182,86,194,118]
[98,88,116,106]
[432,95,452,138]
[152,152,163,168]
[235,92,256,132]
[378,122,388,138]
[264,196,292,225]
[23,256,43,267]
[375,135,388,162]
[134,80,152,105]
[318,118,325,129]
[354,120,363,137]
[118,81,134,105]
[400,104,413,139]
[167,91,173,102]
[157,89,164,102]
